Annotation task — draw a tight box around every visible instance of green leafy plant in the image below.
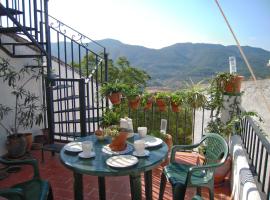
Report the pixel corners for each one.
[123,86,141,100]
[100,81,127,96]
[101,108,120,127]
[170,90,186,105]
[185,81,207,109]
[155,92,169,102]
[140,92,153,107]
[104,125,120,137]
[0,58,44,135]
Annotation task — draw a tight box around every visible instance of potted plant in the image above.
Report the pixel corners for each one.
[212,72,244,95]
[100,81,127,105]
[155,92,169,112]
[0,58,44,158]
[123,86,141,110]
[104,125,128,151]
[141,92,154,111]
[170,91,186,112]
[185,82,207,109]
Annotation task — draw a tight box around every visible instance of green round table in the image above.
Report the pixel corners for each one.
[60,134,168,200]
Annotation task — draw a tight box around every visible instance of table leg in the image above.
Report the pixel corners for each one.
[98,176,106,200]
[129,174,142,200]
[73,172,83,200]
[144,170,152,200]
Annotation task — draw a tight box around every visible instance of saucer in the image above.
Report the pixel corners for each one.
[78,152,96,158]
[132,150,150,157]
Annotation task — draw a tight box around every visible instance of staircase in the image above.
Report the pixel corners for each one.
[0,0,108,143]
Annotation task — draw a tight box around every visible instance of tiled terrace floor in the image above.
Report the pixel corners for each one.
[0,150,231,200]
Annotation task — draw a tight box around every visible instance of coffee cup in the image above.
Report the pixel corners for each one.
[134,140,145,156]
[138,127,147,138]
[82,141,93,156]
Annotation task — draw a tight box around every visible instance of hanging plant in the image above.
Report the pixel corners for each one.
[141,92,154,111]
[169,91,186,113]
[100,81,127,105]
[155,92,169,112]
[123,86,142,110]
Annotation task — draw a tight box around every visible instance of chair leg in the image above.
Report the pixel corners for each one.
[158,172,167,200]
[209,187,214,200]
[41,148,45,163]
[196,186,201,196]
[172,184,186,200]
[48,184,54,200]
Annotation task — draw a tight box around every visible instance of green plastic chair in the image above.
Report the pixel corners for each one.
[0,158,53,200]
[158,133,228,200]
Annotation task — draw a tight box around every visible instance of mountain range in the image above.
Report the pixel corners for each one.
[51,39,270,88]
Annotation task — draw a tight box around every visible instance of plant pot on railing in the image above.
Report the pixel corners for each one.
[6,134,27,158]
[156,98,167,112]
[144,99,153,110]
[171,102,181,113]
[128,96,141,110]
[224,75,244,94]
[108,92,122,105]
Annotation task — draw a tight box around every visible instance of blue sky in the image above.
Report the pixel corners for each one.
[49,0,270,51]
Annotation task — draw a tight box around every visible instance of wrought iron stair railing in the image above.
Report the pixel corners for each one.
[46,15,108,142]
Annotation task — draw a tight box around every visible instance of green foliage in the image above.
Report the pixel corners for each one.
[0,58,44,135]
[100,81,127,96]
[101,108,120,127]
[108,57,151,88]
[140,92,153,107]
[170,90,186,105]
[185,81,207,109]
[148,130,167,140]
[123,86,141,100]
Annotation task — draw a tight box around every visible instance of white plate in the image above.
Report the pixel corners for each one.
[132,150,150,157]
[106,155,138,168]
[78,152,96,158]
[64,142,82,152]
[102,143,133,155]
[142,136,163,148]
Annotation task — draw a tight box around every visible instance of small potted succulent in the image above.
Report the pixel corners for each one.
[155,92,169,112]
[170,91,186,113]
[123,86,141,110]
[0,58,44,158]
[100,81,127,105]
[141,92,154,111]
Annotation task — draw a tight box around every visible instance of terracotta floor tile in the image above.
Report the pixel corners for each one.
[0,150,232,200]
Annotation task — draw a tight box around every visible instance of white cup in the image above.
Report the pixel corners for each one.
[134,140,145,156]
[82,141,93,156]
[138,127,147,138]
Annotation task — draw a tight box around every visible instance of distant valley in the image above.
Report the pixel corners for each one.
[51,39,270,89]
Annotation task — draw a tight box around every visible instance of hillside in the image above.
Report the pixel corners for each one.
[51,39,270,88]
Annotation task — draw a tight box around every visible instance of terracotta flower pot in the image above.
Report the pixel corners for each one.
[6,134,27,158]
[224,75,244,94]
[109,132,128,151]
[128,96,141,110]
[156,98,167,112]
[171,102,181,112]
[23,133,33,152]
[108,92,122,105]
[144,100,153,110]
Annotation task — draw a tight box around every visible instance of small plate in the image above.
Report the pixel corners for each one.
[102,143,133,155]
[132,150,150,157]
[106,155,138,168]
[64,142,82,152]
[78,152,96,158]
[142,136,163,148]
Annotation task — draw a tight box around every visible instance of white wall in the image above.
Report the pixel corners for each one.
[0,34,44,156]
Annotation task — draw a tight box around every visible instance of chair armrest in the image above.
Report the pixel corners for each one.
[0,158,40,179]
[170,143,201,162]
[0,188,25,200]
[186,162,222,185]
